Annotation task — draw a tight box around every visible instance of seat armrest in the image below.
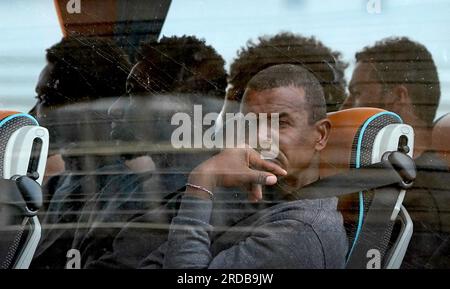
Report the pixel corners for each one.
[385,205,413,269]
[12,216,41,269]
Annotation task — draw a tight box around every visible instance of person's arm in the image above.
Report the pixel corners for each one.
[163,194,325,269]
[162,147,290,268]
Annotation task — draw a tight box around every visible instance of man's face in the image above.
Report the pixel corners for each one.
[108,61,153,141]
[32,62,115,150]
[31,63,74,147]
[31,63,59,121]
[241,86,323,178]
[344,62,391,110]
[109,61,219,144]
[126,61,154,97]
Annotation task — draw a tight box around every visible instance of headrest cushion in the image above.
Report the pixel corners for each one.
[321,108,402,178]
[0,113,39,177]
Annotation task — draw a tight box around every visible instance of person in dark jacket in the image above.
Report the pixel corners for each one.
[69,35,227,268]
[31,37,131,269]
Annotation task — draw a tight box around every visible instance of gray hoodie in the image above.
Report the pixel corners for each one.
[139,187,348,269]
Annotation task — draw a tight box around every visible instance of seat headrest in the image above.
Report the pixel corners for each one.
[432,112,450,167]
[0,111,47,269]
[320,108,410,178]
[322,108,413,258]
[0,111,21,120]
[0,111,49,185]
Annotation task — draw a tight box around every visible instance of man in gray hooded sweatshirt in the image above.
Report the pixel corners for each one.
[88,64,348,269]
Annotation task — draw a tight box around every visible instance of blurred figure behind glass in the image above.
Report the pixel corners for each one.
[341,37,450,269]
[30,36,131,269]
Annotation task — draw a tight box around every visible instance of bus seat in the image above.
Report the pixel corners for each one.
[0,111,49,269]
[321,107,415,269]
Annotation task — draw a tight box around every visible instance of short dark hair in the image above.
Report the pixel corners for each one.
[245,64,326,124]
[355,37,440,127]
[43,37,132,167]
[136,35,227,97]
[46,36,131,103]
[229,32,348,112]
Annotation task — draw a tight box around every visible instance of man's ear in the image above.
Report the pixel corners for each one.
[390,85,411,112]
[315,118,331,151]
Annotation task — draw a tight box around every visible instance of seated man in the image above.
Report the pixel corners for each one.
[91,64,348,269]
[70,35,227,268]
[341,37,450,268]
[30,37,131,269]
[29,36,131,209]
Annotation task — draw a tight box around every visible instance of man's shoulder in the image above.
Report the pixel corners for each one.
[414,151,450,188]
[416,151,448,172]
